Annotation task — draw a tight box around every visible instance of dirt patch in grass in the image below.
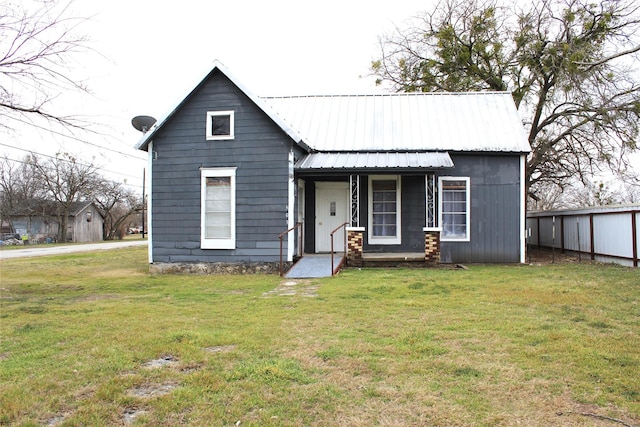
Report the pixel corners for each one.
[122,407,148,424]
[127,382,178,398]
[45,414,67,426]
[263,279,319,297]
[527,247,585,265]
[142,355,179,369]
[205,345,237,353]
[75,294,121,302]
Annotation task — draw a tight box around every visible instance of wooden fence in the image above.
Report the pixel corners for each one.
[526,205,639,267]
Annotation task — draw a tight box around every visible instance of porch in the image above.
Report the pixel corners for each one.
[280,220,440,277]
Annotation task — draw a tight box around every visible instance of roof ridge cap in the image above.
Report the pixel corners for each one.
[262,91,512,99]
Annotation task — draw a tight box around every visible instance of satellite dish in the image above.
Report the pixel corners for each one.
[131,115,157,133]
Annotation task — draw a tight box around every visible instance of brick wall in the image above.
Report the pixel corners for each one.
[424,229,441,264]
[347,227,364,267]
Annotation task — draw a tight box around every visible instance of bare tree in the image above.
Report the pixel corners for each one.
[93,180,142,240]
[530,176,640,209]
[0,0,89,130]
[28,152,100,241]
[372,0,640,198]
[0,155,46,231]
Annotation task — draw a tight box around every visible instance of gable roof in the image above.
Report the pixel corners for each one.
[134,61,307,152]
[134,61,530,155]
[9,200,102,219]
[263,93,530,153]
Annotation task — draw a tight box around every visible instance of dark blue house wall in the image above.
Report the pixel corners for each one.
[439,153,522,263]
[150,70,302,263]
[359,154,522,263]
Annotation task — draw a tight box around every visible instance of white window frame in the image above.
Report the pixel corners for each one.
[201,167,236,249]
[368,175,401,245]
[206,110,235,140]
[438,176,471,242]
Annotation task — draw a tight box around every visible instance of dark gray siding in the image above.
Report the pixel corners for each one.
[355,154,522,262]
[438,154,522,263]
[150,70,303,263]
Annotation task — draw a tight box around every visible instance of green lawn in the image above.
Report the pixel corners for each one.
[0,247,638,426]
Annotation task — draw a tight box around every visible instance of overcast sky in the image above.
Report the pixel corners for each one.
[3,0,434,190]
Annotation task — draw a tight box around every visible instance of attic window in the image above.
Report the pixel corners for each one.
[206,111,234,140]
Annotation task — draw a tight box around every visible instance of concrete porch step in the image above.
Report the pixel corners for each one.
[362,252,425,262]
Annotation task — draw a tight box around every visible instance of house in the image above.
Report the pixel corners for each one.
[9,200,104,243]
[135,61,530,272]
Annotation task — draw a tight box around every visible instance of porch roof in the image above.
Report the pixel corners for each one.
[295,151,454,172]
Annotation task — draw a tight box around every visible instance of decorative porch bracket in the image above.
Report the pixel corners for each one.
[426,173,437,228]
[425,174,441,264]
[349,175,360,227]
[348,175,363,267]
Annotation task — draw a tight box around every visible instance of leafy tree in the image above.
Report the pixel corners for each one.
[0,0,88,130]
[372,0,640,198]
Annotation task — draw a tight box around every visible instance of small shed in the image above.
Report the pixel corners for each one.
[66,202,105,243]
[9,200,104,243]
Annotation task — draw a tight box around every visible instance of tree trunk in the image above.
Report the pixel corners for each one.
[58,214,67,242]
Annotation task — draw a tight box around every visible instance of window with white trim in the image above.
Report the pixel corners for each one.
[201,168,236,249]
[368,175,401,245]
[206,111,234,140]
[439,177,470,241]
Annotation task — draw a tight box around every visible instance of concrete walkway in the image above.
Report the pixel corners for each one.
[285,254,345,278]
[0,239,148,260]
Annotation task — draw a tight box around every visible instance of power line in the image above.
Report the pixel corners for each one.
[0,143,144,189]
[3,114,147,161]
[0,141,141,178]
[2,155,144,192]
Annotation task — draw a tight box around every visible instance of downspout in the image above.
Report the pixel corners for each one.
[520,154,526,263]
[287,150,295,262]
[147,141,154,264]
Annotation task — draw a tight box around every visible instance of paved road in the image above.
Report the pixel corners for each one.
[0,239,148,260]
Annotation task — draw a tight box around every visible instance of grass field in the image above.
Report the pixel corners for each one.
[0,247,638,426]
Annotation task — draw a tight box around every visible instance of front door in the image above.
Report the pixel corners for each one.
[315,182,349,253]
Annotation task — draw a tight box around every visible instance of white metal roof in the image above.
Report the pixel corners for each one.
[263,93,530,153]
[133,61,530,156]
[296,151,454,171]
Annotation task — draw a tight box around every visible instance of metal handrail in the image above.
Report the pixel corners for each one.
[330,222,349,276]
[278,222,303,276]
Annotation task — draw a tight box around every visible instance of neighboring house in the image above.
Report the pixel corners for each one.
[9,200,104,243]
[135,61,530,270]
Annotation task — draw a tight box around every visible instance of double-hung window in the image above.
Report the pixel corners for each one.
[201,168,236,249]
[206,111,234,140]
[368,176,401,245]
[439,177,470,241]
